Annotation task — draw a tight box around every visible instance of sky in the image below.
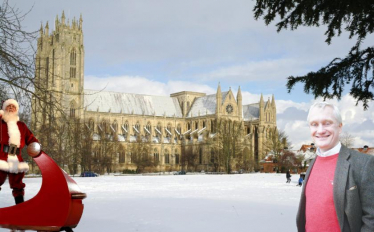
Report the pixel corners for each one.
[9,0,374,149]
[0,174,301,231]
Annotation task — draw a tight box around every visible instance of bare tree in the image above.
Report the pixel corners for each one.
[181,143,198,172]
[340,131,355,148]
[129,136,156,173]
[0,1,37,99]
[279,150,298,173]
[263,130,292,163]
[213,119,244,174]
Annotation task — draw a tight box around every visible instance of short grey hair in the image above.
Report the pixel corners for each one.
[307,102,342,124]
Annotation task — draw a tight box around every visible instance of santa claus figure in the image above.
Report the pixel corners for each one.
[0,99,40,204]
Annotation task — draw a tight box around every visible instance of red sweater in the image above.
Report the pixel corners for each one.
[305,154,340,232]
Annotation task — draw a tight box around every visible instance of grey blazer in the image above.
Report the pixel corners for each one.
[296,145,374,232]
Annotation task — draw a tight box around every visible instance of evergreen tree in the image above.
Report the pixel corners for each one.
[254,0,374,109]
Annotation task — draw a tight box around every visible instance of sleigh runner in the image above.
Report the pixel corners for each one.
[0,151,86,231]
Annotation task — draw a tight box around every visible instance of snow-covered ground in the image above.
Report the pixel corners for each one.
[0,173,302,232]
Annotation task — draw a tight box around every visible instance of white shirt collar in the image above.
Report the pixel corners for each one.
[316,142,341,157]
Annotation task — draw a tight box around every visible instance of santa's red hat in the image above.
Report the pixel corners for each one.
[0,99,19,116]
[2,99,19,112]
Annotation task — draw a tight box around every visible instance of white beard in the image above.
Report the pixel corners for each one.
[1,110,20,147]
[2,110,19,123]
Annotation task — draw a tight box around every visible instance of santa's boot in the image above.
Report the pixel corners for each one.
[14,195,24,204]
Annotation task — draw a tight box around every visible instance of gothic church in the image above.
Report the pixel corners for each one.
[32,13,277,173]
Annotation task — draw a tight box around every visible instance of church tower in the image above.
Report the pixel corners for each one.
[32,12,84,131]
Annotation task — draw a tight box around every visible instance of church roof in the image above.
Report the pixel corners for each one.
[84,89,183,117]
[186,92,228,118]
[242,103,259,120]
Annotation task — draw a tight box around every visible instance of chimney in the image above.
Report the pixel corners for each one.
[363,145,369,151]
[310,143,315,152]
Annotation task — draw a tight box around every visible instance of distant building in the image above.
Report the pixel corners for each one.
[32,13,277,173]
[352,145,374,156]
[296,143,316,171]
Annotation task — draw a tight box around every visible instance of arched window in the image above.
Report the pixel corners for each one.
[70,49,76,65]
[187,122,191,131]
[175,149,180,164]
[134,122,140,134]
[203,121,206,128]
[122,121,129,134]
[165,149,170,164]
[119,151,125,163]
[210,149,215,163]
[153,149,159,163]
[176,124,181,134]
[156,123,162,136]
[195,121,198,130]
[70,102,76,117]
[70,49,77,78]
[166,124,172,137]
[199,148,203,164]
[146,123,152,134]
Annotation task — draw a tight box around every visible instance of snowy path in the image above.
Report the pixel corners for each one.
[0,173,302,232]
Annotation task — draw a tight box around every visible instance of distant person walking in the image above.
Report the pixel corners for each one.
[298,176,303,187]
[286,170,291,183]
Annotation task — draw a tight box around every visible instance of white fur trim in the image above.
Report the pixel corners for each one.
[0,160,9,172]
[18,162,29,173]
[2,99,19,112]
[0,110,3,116]
[7,155,19,173]
[7,120,20,147]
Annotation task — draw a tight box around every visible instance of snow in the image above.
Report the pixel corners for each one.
[0,173,302,232]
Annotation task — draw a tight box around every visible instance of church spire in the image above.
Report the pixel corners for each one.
[216,82,222,115]
[260,93,264,106]
[61,11,66,25]
[45,21,49,35]
[259,93,264,122]
[39,23,43,36]
[271,94,276,108]
[237,86,242,119]
[237,86,242,101]
[79,14,83,30]
[55,15,59,30]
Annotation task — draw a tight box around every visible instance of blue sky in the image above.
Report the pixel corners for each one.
[11,0,374,149]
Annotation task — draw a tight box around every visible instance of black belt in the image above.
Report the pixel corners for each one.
[3,144,20,155]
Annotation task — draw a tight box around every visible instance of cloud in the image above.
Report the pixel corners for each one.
[277,107,308,121]
[199,58,312,82]
[84,75,215,96]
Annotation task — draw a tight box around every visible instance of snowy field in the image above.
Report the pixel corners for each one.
[0,173,302,232]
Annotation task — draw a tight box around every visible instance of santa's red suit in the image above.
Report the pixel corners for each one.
[0,99,39,203]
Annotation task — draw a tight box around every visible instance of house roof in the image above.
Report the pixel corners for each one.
[298,144,316,153]
[352,146,374,156]
[84,89,261,122]
[186,92,228,117]
[242,103,259,120]
[84,89,183,117]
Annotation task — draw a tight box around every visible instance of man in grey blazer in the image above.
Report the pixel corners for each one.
[296,102,374,232]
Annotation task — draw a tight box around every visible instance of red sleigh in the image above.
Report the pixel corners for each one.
[0,151,86,231]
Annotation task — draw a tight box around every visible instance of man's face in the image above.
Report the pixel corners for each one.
[5,104,16,113]
[308,106,342,152]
